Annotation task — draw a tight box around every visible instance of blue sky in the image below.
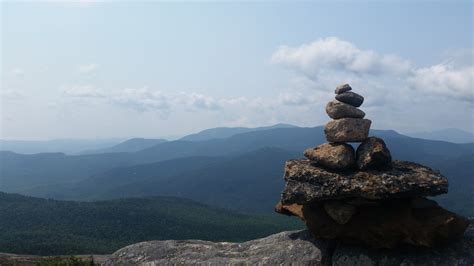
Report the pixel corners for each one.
[1,1,473,140]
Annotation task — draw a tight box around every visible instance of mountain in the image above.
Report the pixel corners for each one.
[0,192,302,256]
[25,148,300,212]
[2,126,473,196]
[21,146,474,216]
[1,126,324,192]
[179,123,297,141]
[0,139,122,155]
[79,138,167,154]
[406,128,474,143]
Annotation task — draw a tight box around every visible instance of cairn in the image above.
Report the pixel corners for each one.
[275,84,469,248]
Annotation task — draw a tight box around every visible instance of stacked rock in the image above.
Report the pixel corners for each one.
[304,84,391,171]
[275,84,469,248]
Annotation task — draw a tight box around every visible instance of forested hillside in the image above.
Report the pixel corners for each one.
[0,192,302,255]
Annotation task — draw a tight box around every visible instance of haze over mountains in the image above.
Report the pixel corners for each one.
[406,128,474,144]
[1,124,473,216]
[80,138,167,154]
[2,125,471,154]
[0,139,123,155]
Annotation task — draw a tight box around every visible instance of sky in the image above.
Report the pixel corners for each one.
[1,1,473,140]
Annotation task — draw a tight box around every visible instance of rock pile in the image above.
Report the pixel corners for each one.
[276,84,469,248]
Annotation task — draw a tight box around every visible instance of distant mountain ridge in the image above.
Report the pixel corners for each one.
[0,139,122,155]
[179,123,297,141]
[2,126,472,216]
[24,147,300,212]
[2,127,472,192]
[80,138,167,154]
[406,128,474,143]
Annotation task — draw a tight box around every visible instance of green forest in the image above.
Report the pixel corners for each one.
[0,192,302,255]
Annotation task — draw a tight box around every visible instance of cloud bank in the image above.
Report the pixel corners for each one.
[271,37,473,102]
[271,37,412,77]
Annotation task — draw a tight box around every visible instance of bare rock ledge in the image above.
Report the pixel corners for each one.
[103,221,474,265]
[281,160,448,205]
[103,230,333,266]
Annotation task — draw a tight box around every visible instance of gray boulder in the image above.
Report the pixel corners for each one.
[335,84,352,94]
[325,118,371,142]
[103,230,332,266]
[335,92,364,107]
[356,137,392,170]
[304,143,356,170]
[326,100,365,119]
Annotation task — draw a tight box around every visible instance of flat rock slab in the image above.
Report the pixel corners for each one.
[103,230,332,266]
[281,160,448,204]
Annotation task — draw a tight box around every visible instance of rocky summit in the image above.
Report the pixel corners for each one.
[276,83,469,249]
[104,230,333,265]
[103,221,474,265]
[281,160,449,204]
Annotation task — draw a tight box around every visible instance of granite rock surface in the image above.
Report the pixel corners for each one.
[325,118,371,142]
[326,100,365,119]
[281,160,448,204]
[304,143,356,170]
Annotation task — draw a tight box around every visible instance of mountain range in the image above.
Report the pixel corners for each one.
[0,139,123,155]
[1,125,473,216]
[79,138,167,154]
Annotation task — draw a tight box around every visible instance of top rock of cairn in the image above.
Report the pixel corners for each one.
[276,83,469,248]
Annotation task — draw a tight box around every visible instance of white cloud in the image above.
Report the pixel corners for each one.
[271,37,473,102]
[173,92,222,110]
[57,38,472,135]
[277,92,315,106]
[111,88,170,112]
[10,68,24,77]
[408,63,473,102]
[0,89,27,100]
[78,63,99,74]
[61,86,228,113]
[271,37,412,79]
[62,85,106,98]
